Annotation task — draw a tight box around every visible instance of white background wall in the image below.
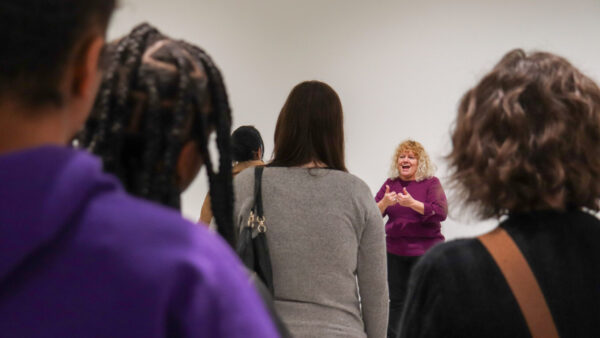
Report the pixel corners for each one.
[107,0,600,240]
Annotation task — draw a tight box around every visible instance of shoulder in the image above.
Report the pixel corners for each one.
[419,176,441,185]
[81,190,239,279]
[383,177,395,184]
[235,165,256,182]
[82,192,277,337]
[320,170,378,202]
[415,237,486,277]
[380,177,395,187]
[337,170,374,194]
[382,177,402,189]
[406,238,488,309]
[257,167,370,190]
[400,238,486,338]
[233,166,258,198]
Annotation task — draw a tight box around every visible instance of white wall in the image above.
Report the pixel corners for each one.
[107,0,600,240]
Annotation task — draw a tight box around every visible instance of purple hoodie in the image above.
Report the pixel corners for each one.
[0,146,278,337]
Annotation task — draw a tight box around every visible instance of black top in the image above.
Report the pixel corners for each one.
[398,210,600,338]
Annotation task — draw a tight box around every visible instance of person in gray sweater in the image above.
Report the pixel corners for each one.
[234,81,388,338]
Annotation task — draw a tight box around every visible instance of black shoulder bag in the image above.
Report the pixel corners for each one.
[235,167,290,337]
[236,166,274,294]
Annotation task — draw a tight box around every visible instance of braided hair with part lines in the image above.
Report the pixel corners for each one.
[77,23,235,247]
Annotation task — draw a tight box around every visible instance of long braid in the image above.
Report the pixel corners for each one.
[94,24,158,169]
[181,42,235,248]
[139,75,163,202]
[82,24,161,196]
[157,47,194,207]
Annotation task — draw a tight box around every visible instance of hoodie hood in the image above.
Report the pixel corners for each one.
[0,146,121,283]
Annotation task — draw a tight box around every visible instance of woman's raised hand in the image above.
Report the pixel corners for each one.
[383,185,398,207]
[396,187,415,207]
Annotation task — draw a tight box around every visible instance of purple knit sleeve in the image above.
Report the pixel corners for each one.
[422,177,447,223]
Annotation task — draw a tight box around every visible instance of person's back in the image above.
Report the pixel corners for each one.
[234,81,388,337]
[400,210,600,337]
[0,146,277,337]
[0,2,277,336]
[399,49,600,337]
[235,167,387,337]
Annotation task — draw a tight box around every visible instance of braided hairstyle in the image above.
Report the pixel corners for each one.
[77,23,235,247]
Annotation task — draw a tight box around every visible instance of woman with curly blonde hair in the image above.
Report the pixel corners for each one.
[374,139,447,338]
[399,50,600,337]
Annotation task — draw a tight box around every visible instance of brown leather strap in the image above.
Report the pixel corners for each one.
[479,227,559,338]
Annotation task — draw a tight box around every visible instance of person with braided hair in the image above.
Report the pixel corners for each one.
[73,23,279,337]
[0,0,277,333]
[79,23,236,246]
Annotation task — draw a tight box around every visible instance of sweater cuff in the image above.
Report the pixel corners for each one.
[424,203,435,217]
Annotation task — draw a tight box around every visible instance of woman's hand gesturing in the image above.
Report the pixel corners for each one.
[382,185,398,207]
[397,187,425,215]
[396,187,414,207]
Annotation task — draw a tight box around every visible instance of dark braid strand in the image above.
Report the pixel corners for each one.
[181,42,235,247]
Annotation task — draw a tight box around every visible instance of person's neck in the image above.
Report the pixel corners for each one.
[0,101,70,154]
[299,160,328,168]
[233,159,264,173]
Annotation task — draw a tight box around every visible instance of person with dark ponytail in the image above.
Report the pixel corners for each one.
[76,23,278,337]
[200,125,265,225]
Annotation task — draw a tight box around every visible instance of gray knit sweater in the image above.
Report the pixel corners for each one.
[234,167,388,338]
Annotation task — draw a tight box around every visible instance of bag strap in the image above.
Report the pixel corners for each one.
[252,166,264,217]
[478,227,559,338]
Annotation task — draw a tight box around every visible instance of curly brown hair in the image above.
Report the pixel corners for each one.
[447,49,600,218]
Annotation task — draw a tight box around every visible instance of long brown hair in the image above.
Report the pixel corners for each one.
[447,49,600,218]
[271,81,347,171]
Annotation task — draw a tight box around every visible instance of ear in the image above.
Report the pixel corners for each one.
[71,35,105,101]
[176,141,204,192]
[64,35,105,140]
[253,147,263,161]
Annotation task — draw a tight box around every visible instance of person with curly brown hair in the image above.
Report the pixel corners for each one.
[375,139,447,338]
[398,49,600,337]
[76,23,280,337]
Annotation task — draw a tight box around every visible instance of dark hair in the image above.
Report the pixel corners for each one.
[448,49,600,218]
[0,0,116,107]
[271,81,347,171]
[77,23,235,247]
[231,126,264,162]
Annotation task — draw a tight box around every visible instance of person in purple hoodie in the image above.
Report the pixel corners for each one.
[375,139,447,338]
[0,1,278,337]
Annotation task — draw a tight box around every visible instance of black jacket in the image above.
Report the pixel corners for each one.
[399,210,600,337]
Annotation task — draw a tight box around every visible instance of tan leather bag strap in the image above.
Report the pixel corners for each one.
[478,227,559,338]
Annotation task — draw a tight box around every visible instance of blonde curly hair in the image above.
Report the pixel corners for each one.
[389,139,436,181]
